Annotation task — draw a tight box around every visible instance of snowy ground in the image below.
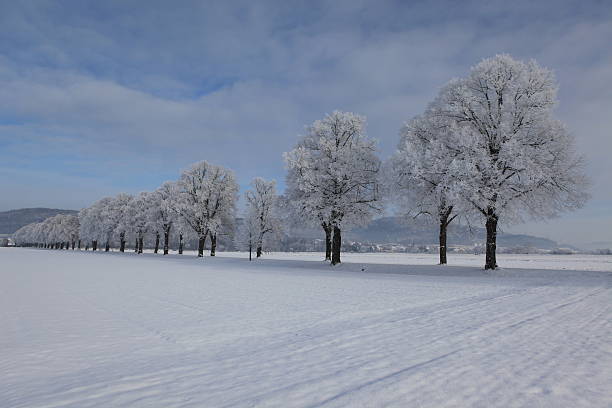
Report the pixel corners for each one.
[214,251,612,272]
[1,248,611,407]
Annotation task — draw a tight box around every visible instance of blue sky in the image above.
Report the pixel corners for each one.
[1,0,611,247]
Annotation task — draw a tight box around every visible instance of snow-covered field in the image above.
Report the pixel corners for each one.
[1,248,611,407]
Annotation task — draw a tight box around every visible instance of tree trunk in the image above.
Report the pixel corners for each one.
[485,209,498,270]
[105,240,110,252]
[323,222,332,261]
[154,232,160,254]
[198,234,206,257]
[71,240,75,250]
[138,236,144,254]
[163,226,170,255]
[119,232,125,252]
[210,233,217,256]
[134,237,138,253]
[85,244,89,251]
[331,226,341,265]
[92,240,97,251]
[178,233,183,254]
[439,210,450,265]
[249,244,252,261]
[77,240,81,249]
[256,245,262,258]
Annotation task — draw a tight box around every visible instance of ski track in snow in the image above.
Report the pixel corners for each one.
[1,248,611,407]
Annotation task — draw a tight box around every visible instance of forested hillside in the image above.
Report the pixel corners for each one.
[0,208,78,234]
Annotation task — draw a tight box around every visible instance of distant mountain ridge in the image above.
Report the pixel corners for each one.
[284,216,559,250]
[347,217,559,249]
[0,208,78,234]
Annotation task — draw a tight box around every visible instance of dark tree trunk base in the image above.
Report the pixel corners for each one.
[210,234,217,256]
[323,223,332,261]
[485,210,498,270]
[198,236,205,258]
[331,226,341,265]
[163,229,170,255]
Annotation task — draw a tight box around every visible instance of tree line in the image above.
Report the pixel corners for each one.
[14,55,589,269]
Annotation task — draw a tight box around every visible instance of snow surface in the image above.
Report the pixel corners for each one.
[1,248,611,407]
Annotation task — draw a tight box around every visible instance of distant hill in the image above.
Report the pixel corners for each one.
[347,217,559,249]
[0,208,78,234]
[284,216,559,250]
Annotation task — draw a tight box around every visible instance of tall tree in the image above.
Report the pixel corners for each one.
[284,111,381,265]
[434,55,588,269]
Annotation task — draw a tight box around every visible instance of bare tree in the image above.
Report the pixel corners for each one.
[245,178,281,258]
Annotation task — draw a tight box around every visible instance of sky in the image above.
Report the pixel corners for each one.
[0,0,611,247]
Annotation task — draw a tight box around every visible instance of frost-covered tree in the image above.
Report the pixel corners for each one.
[389,111,472,265]
[95,196,129,252]
[433,54,589,269]
[46,215,71,249]
[127,192,151,254]
[63,215,80,249]
[148,182,179,255]
[79,205,104,251]
[284,111,381,265]
[13,223,34,246]
[111,193,134,252]
[46,214,79,249]
[176,161,239,257]
[245,178,281,258]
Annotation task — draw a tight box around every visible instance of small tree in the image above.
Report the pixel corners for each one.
[236,211,259,261]
[245,178,281,258]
